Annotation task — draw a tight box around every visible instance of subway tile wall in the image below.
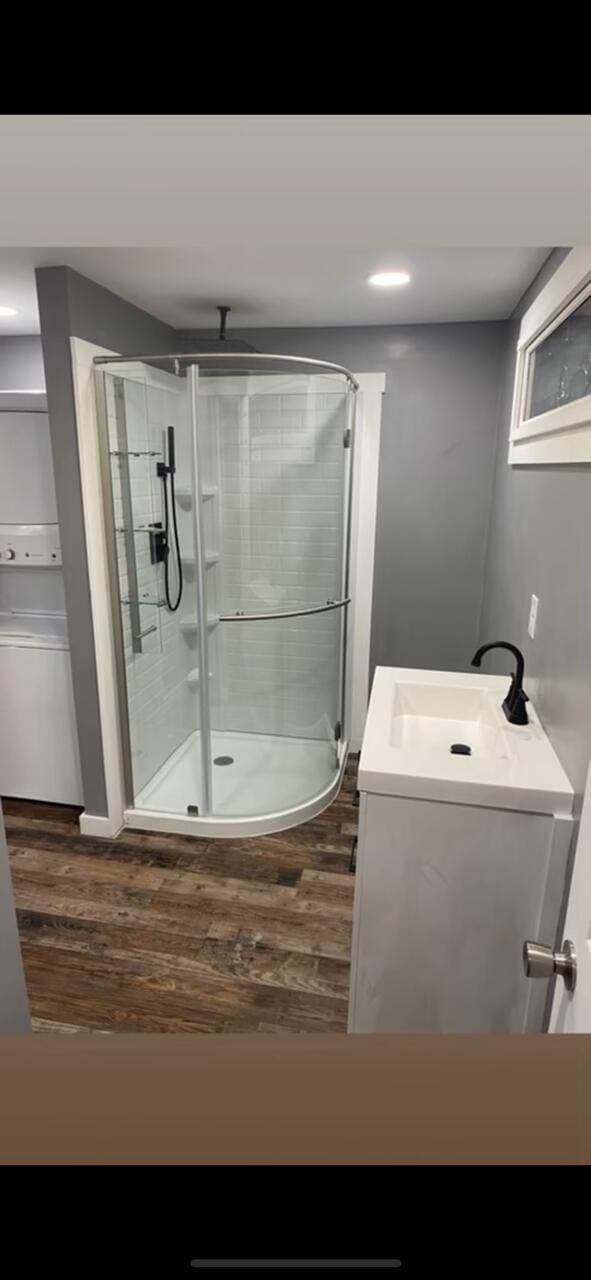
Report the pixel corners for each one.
[214,386,347,739]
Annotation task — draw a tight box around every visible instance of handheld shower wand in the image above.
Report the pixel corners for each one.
[156,426,183,612]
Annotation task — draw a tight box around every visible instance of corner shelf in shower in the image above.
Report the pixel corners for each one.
[186,667,213,690]
[181,551,220,570]
[179,614,220,635]
[175,485,218,508]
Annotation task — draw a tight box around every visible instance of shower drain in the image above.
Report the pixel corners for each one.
[214,755,234,766]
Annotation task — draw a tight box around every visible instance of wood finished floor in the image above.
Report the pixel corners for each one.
[3,756,358,1035]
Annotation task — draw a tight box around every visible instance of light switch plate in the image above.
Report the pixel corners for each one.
[528,594,539,640]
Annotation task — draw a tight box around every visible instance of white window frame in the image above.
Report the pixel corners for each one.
[509,246,591,464]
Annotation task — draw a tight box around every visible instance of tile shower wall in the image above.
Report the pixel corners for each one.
[106,375,196,796]
[213,384,347,739]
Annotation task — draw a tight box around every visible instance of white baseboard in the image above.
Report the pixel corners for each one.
[79,811,123,839]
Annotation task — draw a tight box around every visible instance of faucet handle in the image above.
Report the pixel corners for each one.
[503,684,529,725]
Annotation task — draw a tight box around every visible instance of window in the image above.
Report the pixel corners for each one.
[509,248,591,464]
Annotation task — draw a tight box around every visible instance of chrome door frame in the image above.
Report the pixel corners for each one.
[188,364,214,815]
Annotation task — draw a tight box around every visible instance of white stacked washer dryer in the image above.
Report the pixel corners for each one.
[0,391,82,804]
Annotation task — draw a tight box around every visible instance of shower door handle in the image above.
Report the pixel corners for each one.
[219,598,351,622]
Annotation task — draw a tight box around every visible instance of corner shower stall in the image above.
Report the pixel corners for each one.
[94,352,357,836]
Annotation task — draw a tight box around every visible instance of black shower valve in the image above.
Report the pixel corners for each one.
[148,523,168,565]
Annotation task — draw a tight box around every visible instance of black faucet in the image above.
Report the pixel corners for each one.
[471,641,529,726]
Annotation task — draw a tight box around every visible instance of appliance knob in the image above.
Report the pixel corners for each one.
[4,548,16,560]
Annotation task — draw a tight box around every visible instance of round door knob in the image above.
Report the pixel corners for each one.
[523,939,577,992]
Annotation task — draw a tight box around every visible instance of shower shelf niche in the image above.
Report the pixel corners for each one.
[186,667,213,690]
[175,485,217,507]
[179,615,220,635]
[181,552,220,570]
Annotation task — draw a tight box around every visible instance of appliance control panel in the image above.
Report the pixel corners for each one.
[0,523,62,567]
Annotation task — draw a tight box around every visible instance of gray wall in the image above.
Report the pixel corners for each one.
[36,268,176,816]
[0,802,30,1032]
[480,250,591,813]
[38,257,589,828]
[180,323,507,673]
[0,335,45,391]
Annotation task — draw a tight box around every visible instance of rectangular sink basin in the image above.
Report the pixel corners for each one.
[390,681,511,760]
[359,667,574,814]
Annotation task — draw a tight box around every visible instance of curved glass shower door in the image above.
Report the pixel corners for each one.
[96,351,355,833]
[193,363,353,819]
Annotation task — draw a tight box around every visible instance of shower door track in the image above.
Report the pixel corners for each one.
[121,749,348,840]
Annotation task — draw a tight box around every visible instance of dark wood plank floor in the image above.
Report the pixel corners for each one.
[3,756,358,1034]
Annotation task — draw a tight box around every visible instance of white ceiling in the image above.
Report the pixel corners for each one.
[0,246,551,335]
[0,114,588,334]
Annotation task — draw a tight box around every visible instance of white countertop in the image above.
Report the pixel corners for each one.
[358,666,574,816]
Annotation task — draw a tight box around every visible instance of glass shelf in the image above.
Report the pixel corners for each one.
[116,525,162,535]
[109,449,162,458]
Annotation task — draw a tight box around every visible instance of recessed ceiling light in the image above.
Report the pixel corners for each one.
[368,271,411,288]
[0,305,18,317]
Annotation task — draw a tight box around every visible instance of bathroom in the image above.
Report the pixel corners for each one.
[0,160,590,1036]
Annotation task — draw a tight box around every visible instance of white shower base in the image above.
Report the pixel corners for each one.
[128,729,346,839]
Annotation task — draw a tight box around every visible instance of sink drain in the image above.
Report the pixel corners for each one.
[450,743,471,756]
[214,755,234,766]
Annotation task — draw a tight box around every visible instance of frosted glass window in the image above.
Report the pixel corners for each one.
[526,294,591,419]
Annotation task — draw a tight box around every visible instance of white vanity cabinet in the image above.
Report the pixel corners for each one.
[348,667,574,1034]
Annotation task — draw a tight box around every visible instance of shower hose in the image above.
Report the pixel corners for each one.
[161,427,183,612]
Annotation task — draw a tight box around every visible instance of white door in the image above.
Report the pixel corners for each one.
[524,759,591,1032]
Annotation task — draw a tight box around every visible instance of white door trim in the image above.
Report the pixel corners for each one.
[348,372,386,750]
[70,337,125,837]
